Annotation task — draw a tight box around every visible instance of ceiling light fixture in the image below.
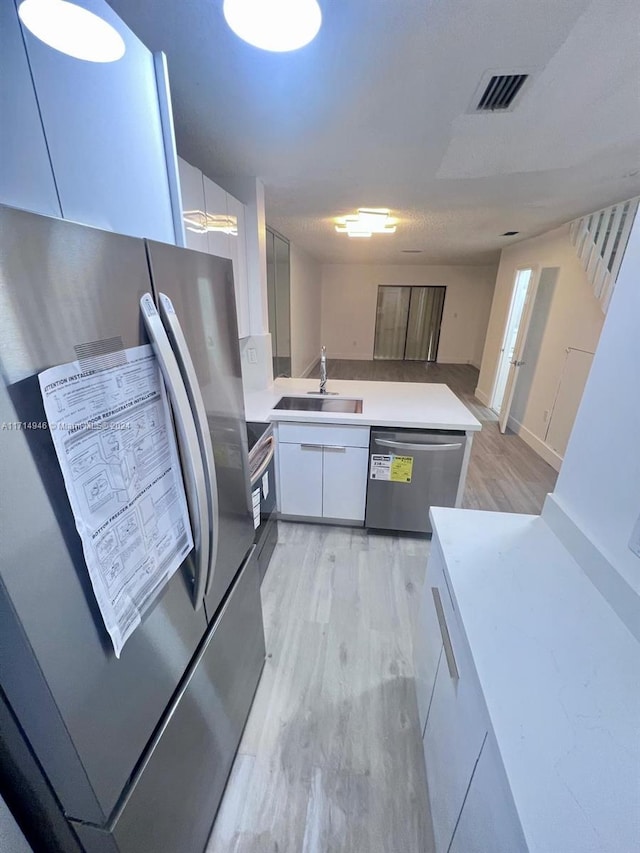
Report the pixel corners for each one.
[18,0,125,63]
[223,0,322,52]
[183,210,238,235]
[335,208,397,238]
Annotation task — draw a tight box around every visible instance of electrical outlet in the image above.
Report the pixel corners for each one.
[247,347,257,364]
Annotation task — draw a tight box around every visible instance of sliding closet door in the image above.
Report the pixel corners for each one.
[374,285,445,361]
[404,287,446,361]
[373,286,411,359]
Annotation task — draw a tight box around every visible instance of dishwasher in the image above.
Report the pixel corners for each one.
[365,427,466,534]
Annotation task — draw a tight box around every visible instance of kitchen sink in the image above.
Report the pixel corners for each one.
[274,396,363,413]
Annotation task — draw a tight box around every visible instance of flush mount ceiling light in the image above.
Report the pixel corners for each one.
[335,208,397,239]
[18,0,125,62]
[183,210,238,235]
[223,0,322,52]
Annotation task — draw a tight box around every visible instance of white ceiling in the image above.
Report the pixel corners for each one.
[108,0,640,265]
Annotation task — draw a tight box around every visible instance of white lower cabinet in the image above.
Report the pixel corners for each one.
[322,446,368,520]
[277,424,370,522]
[449,733,528,853]
[414,542,445,735]
[418,531,527,853]
[278,442,323,517]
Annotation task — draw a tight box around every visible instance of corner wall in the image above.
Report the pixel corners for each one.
[476,224,605,468]
[542,212,640,632]
[320,263,497,366]
[290,243,322,377]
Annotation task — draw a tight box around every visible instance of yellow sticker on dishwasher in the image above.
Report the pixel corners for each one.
[390,455,413,483]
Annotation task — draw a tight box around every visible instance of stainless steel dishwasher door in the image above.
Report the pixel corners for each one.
[365,429,466,533]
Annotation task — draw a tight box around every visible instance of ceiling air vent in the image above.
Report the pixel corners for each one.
[476,74,528,111]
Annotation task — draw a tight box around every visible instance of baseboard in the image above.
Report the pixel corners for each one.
[474,387,491,407]
[542,494,640,644]
[300,357,320,378]
[507,416,563,472]
[325,352,371,360]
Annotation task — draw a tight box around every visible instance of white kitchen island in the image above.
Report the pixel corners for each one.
[244,378,481,527]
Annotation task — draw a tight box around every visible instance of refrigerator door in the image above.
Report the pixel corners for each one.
[145,242,255,619]
[0,206,207,823]
[71,548,265,853]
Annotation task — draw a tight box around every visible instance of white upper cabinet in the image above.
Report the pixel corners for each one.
[227,195,250,338]
[19,0,177,244]
[203,177,231,260]
[178,159,208,253]
[177,158,251,339]
[0,0,61,217]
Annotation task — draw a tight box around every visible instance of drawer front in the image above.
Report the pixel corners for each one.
[72,553,265,853]
[278,422,370,448]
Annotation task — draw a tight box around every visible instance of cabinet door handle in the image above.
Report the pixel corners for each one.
[300,444,323,450]
[323,445,346,452]
[432,587,459,679]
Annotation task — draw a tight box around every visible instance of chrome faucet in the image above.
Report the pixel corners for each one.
[319,345,328,394]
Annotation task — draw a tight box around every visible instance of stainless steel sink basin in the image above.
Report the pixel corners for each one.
[274,396,363,414]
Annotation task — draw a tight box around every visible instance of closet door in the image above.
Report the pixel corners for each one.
[373,286,410,359]
[404,287,446,361]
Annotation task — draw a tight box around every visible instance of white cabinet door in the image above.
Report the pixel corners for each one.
[21,0,176,243]
[278,443,323,517]
[322,446,368,521]
[203,177,231,259]
[227,194,250,337]
[449,734,528,853]
[0,1,61,217]
[422,540,488,853]
[414,542,446,736]
[178,158,208,253]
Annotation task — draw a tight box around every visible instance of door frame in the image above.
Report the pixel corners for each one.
[490,266,541,432]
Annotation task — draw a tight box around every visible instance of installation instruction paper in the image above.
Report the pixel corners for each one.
[39,344,193,656]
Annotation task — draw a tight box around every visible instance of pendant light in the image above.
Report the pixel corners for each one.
[223,0,322,52]
[18,0,125,63]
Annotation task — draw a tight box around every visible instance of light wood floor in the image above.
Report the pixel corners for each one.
[207,362,558,851]
[208,524,433,853]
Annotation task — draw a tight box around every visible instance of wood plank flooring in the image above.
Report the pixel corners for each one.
[207,362,558,851]
[208,525,433,853]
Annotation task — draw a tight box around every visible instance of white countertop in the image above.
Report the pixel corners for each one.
[430,506,640,853]
[244,378,481,431]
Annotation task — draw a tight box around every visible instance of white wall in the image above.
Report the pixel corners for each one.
[543,213,640,633]
[476,225,605,468]
[320,264,497,366]
[290,243,322,377]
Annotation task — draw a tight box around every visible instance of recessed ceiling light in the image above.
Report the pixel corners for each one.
[335,208,397,238]
[502,231,519,236]
[223,0,322,52]
[18,0,125,63]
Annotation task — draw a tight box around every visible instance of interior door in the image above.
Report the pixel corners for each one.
[0,206,207,824]
[498,270,540,433]
[373,286,411,359]
[144,241,255,620]
[404,287,446,361]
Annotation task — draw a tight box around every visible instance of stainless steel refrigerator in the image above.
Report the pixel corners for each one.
[0,204,265,852]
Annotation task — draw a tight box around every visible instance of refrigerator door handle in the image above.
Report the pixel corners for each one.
[157,293,220,598]
[140,293,210,609]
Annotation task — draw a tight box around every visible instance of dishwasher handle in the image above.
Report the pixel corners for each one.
[374,438,462,452]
